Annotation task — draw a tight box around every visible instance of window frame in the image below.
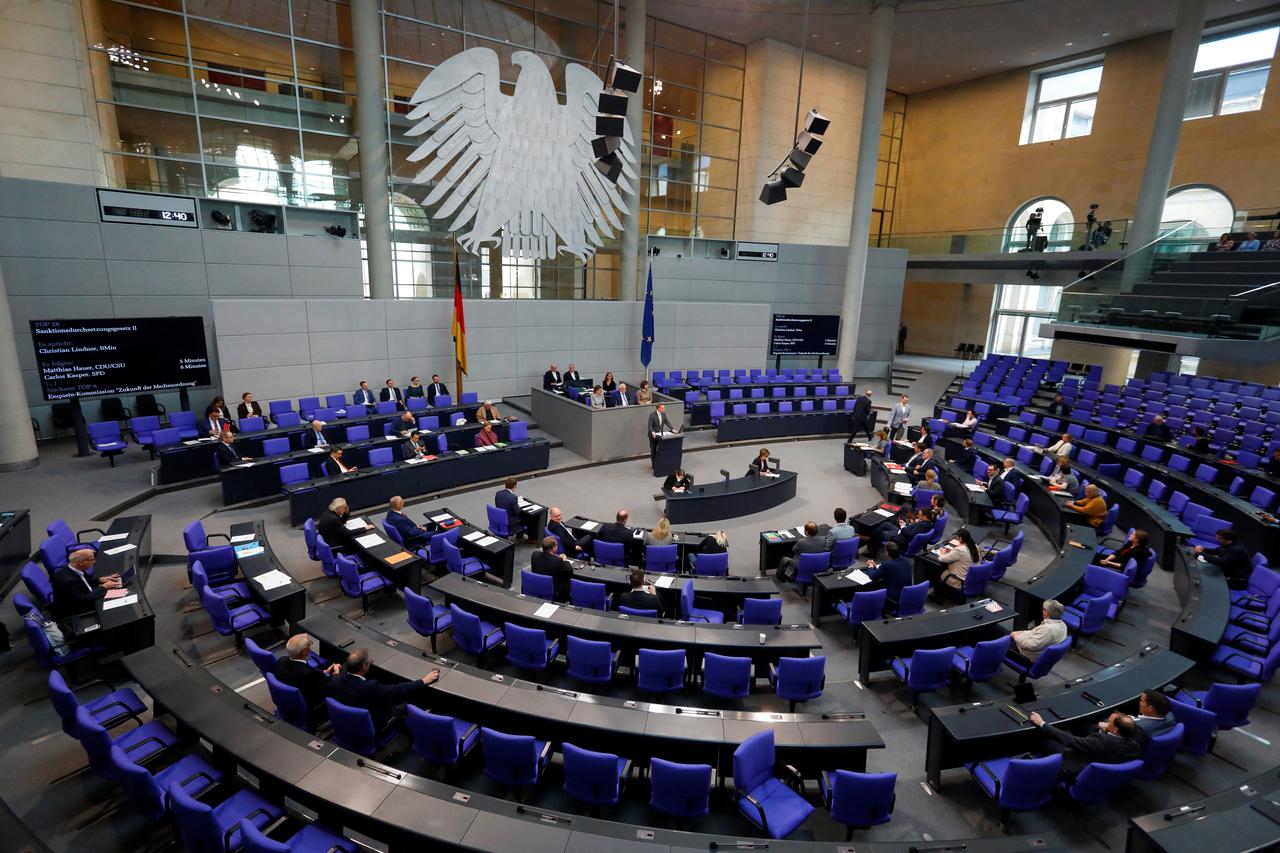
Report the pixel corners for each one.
[1019,58,1104,145]
[1185,59,1272,120]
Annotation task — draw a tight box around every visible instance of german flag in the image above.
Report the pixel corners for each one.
[452,244,468,375]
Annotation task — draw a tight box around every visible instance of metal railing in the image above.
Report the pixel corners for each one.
[877,219,1134,255]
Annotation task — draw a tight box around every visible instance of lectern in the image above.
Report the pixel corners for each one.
[652,431,684,477]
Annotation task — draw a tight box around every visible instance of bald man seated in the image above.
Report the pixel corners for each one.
[52,548,120,622]
[384,496,430,548]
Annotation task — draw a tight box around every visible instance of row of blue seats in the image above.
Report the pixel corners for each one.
[654,367,842,387]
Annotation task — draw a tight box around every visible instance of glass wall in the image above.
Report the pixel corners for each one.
[83,0,745,300]
[988,283,1062,358]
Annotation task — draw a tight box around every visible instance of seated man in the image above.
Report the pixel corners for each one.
[52,548,120,622]
[214,431,252,467]
[303,420,330,449]
[276,634,342,713]
[1047,457,1079,494]
[327,648,438,732]
[596,509,633,545]
[1028,709,1143,781]
[384,495,430,548]
[402,431,429,460]
[1007,599,1068,665]
[546,506,591,556]
[1044,433,1073,459]
[476,400,503,422]
[494,478,524,537]
[426,374,449,405]
[662,468,693,493]
[1194,527,1252,590]
[1134,689,1176,743]
[775,522,826,582]
[907,447,938,482]
[543,363,564,391]
[396,411,419,435]
[530,536,571,602]
[824,507,856,550]
[564,363,582,385]
[617,568,661,613]
[864,541,912,608]
[352,381,376,408]
[1143,415,1172,443]
[321,446,357,477]
[611,382,632,407]
[316,497,364,550]
[1046,393,1071,417]
[952,438,977,473]
[380,379,405,409]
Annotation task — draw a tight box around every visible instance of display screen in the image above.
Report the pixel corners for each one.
[30,317,211,400]
[769,314,840,356]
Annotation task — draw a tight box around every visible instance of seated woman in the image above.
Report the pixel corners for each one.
[748,447,772,475]
[1097,528,1148,571]
[636,380,653,405]
[937,528,979,591]
[1047,457,1079,494]
[645,517,673,546]
[601,371,618,393]
[1264,230,1280,251]
[588,385,606,409]
[915,468,942,492]
[1065,484,1108,527]
[474,421,500,447]
[1214,233,1235,251]
[689,530,727,570]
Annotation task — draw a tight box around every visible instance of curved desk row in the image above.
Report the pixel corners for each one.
[418,507,519,586]
[566,561,777,616]
[936,458,994,526]
[564,515,708,571]
[431,572,820,669]
[926,646,1195,788]
[302,612,881,775]
[220,422,519,505]
[283,438,552,524]
[228,520,308,631]
[158,401,476,484]
[73,514,155,655]
[1170,545,1231,664]
[124,645,1063,852]
[716,410,854,442]
[857,598,1015,683]
[1127,765,1280,853]
[664,470,798,524]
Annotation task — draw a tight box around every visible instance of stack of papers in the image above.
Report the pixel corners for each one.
[229,533,257,544]
[233,542,264,558]
[355,533,384,548]
[964,484,986,493]
[534,602,560,618]
[873,508,895,518]
[892,482,913,495]
[455,448,469,455]
[845,569,873,584]
[654,575,675,588]
[253,569,293,591]
[475,535,499,547]
[580,521,600,532]
[405,456,427,464]
[102,594,139,610]
[430,514,454,524]
[103,543,137,556]
[97,532,130,543]
[778,530,795,539]
[462,531,485,542]
[794,525,807,536]
[344,518,368,531]
[307,446,327,453]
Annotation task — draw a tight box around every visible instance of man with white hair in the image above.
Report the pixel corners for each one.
[316,497,363,549]
[276,633,342,712]
[1008,599,1068,664]
[303,419,329,449]
[51,548,120,621]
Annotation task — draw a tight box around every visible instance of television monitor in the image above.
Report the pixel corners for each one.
[769,313,840,356]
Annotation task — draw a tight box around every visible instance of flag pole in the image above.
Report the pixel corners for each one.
[453,239,464,399]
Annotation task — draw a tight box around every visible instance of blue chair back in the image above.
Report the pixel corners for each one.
[1026,636,1072,679]
[998,755,1062,810]
[508,421,529,441]
[847,589,887,627]
[1067,759,1142,805]
[520,569,555,600]
[325,698,379,757]
[404,588,449,640]
[406,706,470,766]
[345,425,370,442]
[740,597,782,625]
[962,561,994,597]
[566,635,617,684]
[637,648,685,692]
[486,504,511,537]
[826,769,897,830]
[1169,699,1217,755]
[262,437,290,455]
[480,728,543,786]
[796,551,829,585]
[562,743,626,806]
[368,447,393,467]
[896,581,930,616]
[1136,723,1185,780]
[1202,683,1261,729]
[238,416,265,433]
[570,578,609,610]
[21,562,53,608]
[703,653,752,699]
[773,655,826,703]
[244,637,277,677]
[109,745,170,822]
[593,540,626,567]
[504,622,555,670]
[829,537,858,571]
[905,646,955,691]
[279,463,311,487]
[265,673,310,730]
[965,635,1012,683]
[693,551,728,576]
[645,543,678,573]
[649,759,712,818]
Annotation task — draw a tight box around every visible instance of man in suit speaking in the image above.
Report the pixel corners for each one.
[648,403,677,460]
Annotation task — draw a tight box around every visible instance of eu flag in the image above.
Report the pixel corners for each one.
[640,262,655,368]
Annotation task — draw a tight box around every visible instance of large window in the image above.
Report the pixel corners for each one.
[988,284,1062,358]
[1023,62,1103,144]
[1185,26,1279,120]
[1004,197,1076,252]
[1160,185,1234,241]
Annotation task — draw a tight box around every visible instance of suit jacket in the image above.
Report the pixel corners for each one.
[321,458,351,478]
[214,442,241,468]
[748,456,772,475]
[1040,725,1143,777]
[618,589,661,613]
[791,535,828,557]
[326,671,421,731]
[276,657,330,709]
[51,566,106,621]
[824,523,857,550]
[608,390,631,408]
[564,370,581,384]
[543,370,563,390]
[495,489,520,525]
[1143,422,1172,442]
[889,403,911,429]
[865,557,912,602]
[380,386,404,404]
[1135,713,1176,743]
[851,395,873,423]
[595,522,632,545]
[1047,401,1071,417]
[648,410,674,436]
[1194,437,1213,455]
[236,401,263,420]
[316,509,354,549]
[385,510,428,546]
[402,439,427,461]
[1204,541,1253,590]
[530,550,571,601]
[426,382,449,404]
[662,473,693,491]
[893,519,933,549]
[352,388,376,406]
[302,428,330,449]
[547,519,587,553]
[205,416,230,436]
[953,448,977,472]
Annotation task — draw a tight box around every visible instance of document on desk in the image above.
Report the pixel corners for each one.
[778,530,794,539]
[405,456,427,464]
[253,570,294,591]
[344,518,368,532]
[229,533,257,544]
[355,533,384,548]
[102,594,139,610]
[794,525,807,536]
[103,543,137,556]
[892,482,913,496]
[454,448,469,455]
[580,520,600,532]
[654,575,675,588]
[307,446,327,453]
[96,532,130,543]
[430,514,455,524]
[534,602,560,618]
[964,484,986,492]
[233,542,264,558]
[462,531,485,542]
[845,569,873,584]
[475,536,500,547]
[873,508,895,518]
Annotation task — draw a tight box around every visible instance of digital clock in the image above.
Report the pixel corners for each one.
[97,189,199,228]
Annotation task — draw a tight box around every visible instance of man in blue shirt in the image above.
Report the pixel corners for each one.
[384,495,430,548]
[1237,231,1262,251]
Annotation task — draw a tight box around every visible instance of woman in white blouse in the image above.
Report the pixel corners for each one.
[1045,433,1073,458]
[937,528,980,590]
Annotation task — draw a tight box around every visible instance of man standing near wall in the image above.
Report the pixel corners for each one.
[889,394,911,440]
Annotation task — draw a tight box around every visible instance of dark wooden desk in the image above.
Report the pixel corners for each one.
[420,507,516,587]
[566,560,777,620]
[664,471,798,524]
[1127,766,1280,853]
[1170,546,1231,664]
[73,515,155,654]
[567,515,707,571]
[859,599,1015,683]
[229,520,307,632]
[716,411,853,441]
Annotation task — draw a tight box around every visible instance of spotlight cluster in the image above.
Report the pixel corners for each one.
[760,108,830,205]
[592,57,642,183]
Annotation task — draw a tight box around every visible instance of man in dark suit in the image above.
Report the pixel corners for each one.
[648,403,676,459]
[352,381,376,408]
[326,648,438,731]
[595,510,633,545]
[865,541,913,607]
[564,363,582,385]
[51,549,120,621]
[405,376,425,400]
[1029,710,1143,780]
[952,438,977,473]
[316,498,362,549]
[1134,690,1176,743]
[1047,393,1071,417]
[850,390,874,440]
[610,382,631,407]
[908,448,939,483]
[303,420,330,449]
[236,392,263,421]
[204,411,231,438]
[426,374,449,405]
[530,537,572,601]
[662,469,693,493]
[1195,527,1253,590]
[384,496,430,548]
[887,509,934,554]
[321,447,356,477]
[276,634,342,713]
[776,521,827,582]
[546,507,590,556]
[380,379,405,409]
[543,363,564,391]
[617,568,661,613]
[494,478,526,539]
[214,431,251,468]
[1143,415,1173,443]
[402,431,429,461]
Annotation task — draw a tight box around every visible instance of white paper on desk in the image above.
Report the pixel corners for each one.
[778,530,794,539]
[873,508,895,519]
[845,569,873,584]
[197,437,216,442]
[355,533,384,548]
[534,602,560,618]
[307,446,326,454]
[233,462,255,469]
[253,569,293,590]
[430,514,454,523]
[103,543,137,556]
[523,504,543,513]
[475,536,499,547]
[229,533,257,543]
[102,594,139,610]
[462,531,484,542]
[344,518,367,531]
[892,482,913,495]
[654,575,675,588]
[964,484,986,493]
[580,521,600,532]
[182,440,199,446]
[405,457,427,464]
[794,525,807,536]
[96,532,130,543]
[455,448,469,455]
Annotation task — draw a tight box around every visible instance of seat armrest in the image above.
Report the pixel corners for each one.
[780,763,805,791]
[739,791,769,833]
[224,809,273,847]
[206,532,231,544]
[482,625,504,642]
[538,740,553,764]
[972,761,1002,797]
[458,723,480,754]
[123,736,169,757]
[76,527,108,542]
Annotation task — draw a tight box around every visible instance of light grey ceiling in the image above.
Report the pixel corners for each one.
[645,0,1280,94]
